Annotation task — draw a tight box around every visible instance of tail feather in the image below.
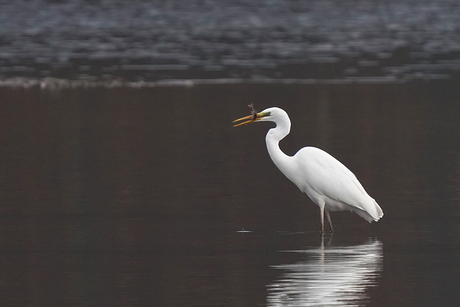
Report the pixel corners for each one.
[353,199,383,223]
[367,199,384,222]
[374,200,384,221]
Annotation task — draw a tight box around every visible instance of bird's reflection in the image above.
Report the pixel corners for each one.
[267,238,383,306]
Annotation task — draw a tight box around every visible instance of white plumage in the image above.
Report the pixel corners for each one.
[234,107,383,232]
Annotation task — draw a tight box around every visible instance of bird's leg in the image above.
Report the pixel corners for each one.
[325,210,334,233]
[320,205,325,233]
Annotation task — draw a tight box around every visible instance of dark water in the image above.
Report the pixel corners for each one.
[1,82,460,306]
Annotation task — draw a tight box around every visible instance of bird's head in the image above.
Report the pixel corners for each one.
[233,107,289,127]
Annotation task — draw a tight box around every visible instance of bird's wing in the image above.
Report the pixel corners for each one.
[293,147,371,211]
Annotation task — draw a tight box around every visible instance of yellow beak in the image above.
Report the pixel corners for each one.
[233,113,261,127]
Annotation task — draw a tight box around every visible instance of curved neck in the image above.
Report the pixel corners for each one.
[265,120,292,174]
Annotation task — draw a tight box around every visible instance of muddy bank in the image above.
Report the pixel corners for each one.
[1,0,460,82]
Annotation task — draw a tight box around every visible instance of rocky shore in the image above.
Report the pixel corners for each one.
[1,0,460,82]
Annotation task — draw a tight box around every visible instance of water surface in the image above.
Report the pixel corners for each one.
[0,82,460,306]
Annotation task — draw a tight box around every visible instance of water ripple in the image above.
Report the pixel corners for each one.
[267,239,383,307]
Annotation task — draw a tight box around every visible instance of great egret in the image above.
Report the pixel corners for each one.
[233,106,383,232]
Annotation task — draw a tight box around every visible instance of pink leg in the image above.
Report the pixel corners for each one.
[319,205,325,233]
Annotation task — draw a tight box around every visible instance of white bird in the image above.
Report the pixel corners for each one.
[233,106,383,232]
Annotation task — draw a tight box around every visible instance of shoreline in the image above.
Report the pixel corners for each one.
[1,0,460,82]
[1,75,457,89]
